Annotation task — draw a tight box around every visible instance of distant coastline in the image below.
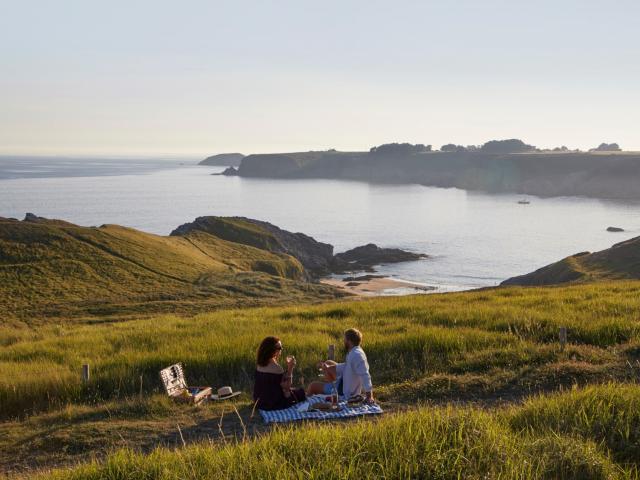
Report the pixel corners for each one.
[208,141,640,200]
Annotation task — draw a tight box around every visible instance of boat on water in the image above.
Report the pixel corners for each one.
[517,199,531,205]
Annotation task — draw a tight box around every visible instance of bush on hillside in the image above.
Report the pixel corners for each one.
[590,143,621,152]
[369,143,432,155]
[480,138,536,153]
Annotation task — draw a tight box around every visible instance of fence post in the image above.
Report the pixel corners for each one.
[559,327,567,351]
[82,364,90,383]
[328,344,335,361]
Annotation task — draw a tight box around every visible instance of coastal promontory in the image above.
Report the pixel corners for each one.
[502,235,640,286]
[199,153,245,167]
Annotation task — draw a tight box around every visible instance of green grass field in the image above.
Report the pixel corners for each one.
[2,281,640,477]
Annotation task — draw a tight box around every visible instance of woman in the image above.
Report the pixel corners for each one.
[253,336,306,410]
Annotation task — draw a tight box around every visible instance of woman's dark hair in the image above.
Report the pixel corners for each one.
[257,336,281,367]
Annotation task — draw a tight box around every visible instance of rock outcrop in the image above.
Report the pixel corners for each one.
[607,226,625,232]
[211,167,239,176]
[333,243,427,273]
[171,216,335,274]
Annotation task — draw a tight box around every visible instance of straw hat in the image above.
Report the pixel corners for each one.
[211,386,242,400]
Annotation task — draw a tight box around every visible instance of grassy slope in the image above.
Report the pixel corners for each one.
[0,217,340,323]
[503,236,640,286]
[2,281,640,476]
[41,384,640,480]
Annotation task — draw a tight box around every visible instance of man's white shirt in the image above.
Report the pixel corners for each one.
[335,346,373,398]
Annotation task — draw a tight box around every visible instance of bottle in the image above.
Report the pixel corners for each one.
[331,382,338,408]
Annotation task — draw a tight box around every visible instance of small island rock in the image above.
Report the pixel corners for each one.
[332,243,427,272]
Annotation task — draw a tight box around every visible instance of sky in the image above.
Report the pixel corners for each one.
[1,0,639,157]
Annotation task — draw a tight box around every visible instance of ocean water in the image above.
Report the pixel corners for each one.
[1,157,639,292]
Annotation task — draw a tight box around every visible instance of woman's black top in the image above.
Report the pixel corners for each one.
[253,369,306,411]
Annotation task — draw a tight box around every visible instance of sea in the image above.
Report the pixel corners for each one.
[1,156,639,293]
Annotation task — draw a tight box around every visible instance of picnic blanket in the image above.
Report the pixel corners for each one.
[259,395,383,424]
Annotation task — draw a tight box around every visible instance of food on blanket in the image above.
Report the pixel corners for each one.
[311,402,342,412]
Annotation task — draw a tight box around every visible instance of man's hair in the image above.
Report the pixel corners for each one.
[344,328,363,346]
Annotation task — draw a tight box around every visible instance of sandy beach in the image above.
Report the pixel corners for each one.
[321,275,436,296]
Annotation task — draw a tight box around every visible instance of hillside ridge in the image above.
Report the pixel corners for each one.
[502,235,640,286]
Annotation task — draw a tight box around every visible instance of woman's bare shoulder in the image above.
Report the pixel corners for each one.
[256,362,284,374]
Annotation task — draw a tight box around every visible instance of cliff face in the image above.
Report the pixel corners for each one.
[238,154,301,177]
[502,236,640,286]
[233,151,640,200]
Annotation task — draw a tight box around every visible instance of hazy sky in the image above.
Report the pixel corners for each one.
[1,0,639,156]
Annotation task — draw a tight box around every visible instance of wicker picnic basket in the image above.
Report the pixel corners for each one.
[159,363,212,405]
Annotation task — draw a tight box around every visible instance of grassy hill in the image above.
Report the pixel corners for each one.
[503,236,640,286]
[0,215,341,323]
[171,216,335,274]
[2,281,640,477]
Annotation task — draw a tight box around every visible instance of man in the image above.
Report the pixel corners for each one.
[306,328,374,403]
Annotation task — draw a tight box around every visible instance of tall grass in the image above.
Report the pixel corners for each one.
[2,281,640,419]
[509,384,640,464]
[45,384,640,479]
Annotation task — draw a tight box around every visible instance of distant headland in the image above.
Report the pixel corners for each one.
[203,139,640,200]
[199,153,245,167]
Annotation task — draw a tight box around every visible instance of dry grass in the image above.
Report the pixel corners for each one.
[0,217,341,323]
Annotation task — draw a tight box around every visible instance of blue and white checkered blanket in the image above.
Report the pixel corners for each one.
[259,395,383,424]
